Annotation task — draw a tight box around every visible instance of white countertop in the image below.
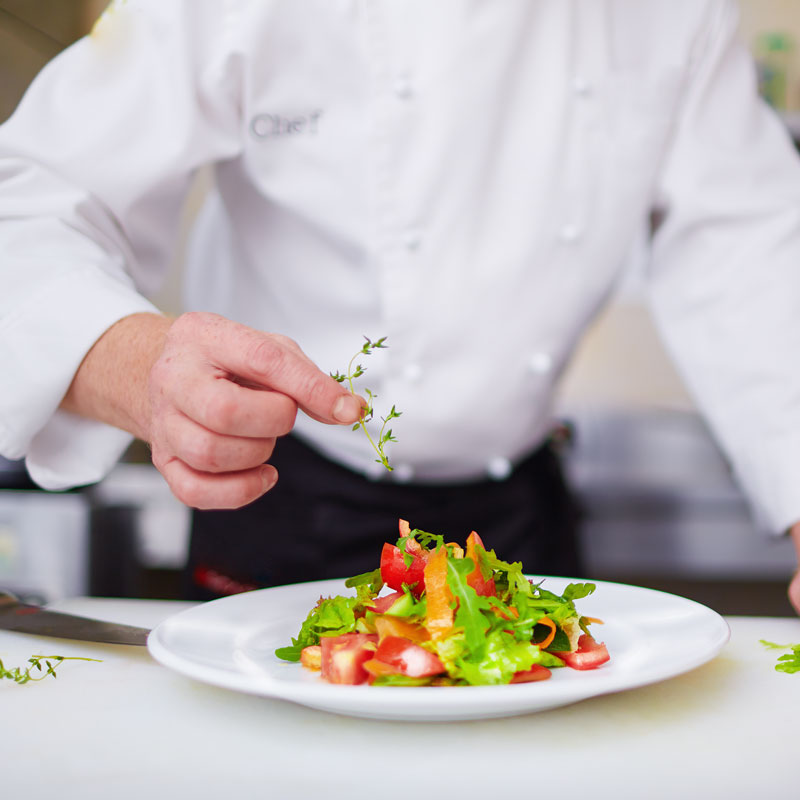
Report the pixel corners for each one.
[3,598,799,799]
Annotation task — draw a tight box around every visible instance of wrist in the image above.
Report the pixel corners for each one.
[61,312,172,442]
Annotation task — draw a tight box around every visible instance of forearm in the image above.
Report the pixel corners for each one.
[60,312,172,444]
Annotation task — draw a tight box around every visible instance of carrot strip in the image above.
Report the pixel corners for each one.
[423,545,454,641]
[535,617,557,650]
[374,616,430,643]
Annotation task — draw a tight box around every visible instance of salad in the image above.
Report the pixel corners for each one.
[275,520,610,686]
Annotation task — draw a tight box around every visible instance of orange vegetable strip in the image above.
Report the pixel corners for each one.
[362,658,401,678]
[535,617,557,650]
[423,545,454,641]
[374,616,430,643]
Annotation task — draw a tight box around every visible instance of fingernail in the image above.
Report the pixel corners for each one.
[261,466,278,493]
[333,393,361,423]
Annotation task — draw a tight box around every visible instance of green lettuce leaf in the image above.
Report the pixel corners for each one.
[275,595,359,661]
[433,630,542,686]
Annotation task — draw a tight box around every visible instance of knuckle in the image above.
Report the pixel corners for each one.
[164,312,195,343]
[204,391,239,430]
[182,430,221,472]
[245,333,301,379]
[246,337,286,376]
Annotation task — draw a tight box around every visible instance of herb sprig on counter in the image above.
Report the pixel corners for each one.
[0,654,101,685]
[760,640,800,674]
[331,336,401,471]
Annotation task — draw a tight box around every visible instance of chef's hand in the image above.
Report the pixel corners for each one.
[62,311,364,509]
[789,522,800,616]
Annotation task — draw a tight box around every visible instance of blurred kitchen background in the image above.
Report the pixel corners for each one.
[0,0,798,613]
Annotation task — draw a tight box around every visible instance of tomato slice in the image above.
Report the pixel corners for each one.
[552,634,610,670]
[320,633,378,685]
[372,636,445,678]
[380,542,428,596]
[510,664,552,683]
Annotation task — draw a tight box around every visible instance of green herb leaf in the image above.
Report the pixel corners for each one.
[0,654,101,685]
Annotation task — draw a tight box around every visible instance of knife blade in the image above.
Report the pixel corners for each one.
[0,591,149,646]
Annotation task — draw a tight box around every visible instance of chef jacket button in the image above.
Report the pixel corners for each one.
[393,463,415,483]
[402,362,423,383]
[487,457,512,481]
[393,75,413,99]
[558,223,581,243]
[528,352,553,374]
[572,75,592,96]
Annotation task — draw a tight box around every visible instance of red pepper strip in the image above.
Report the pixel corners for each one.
[465,531,496,597]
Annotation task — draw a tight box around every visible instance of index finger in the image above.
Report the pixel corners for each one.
[195,316,363,425]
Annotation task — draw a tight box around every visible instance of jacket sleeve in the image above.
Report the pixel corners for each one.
[0,0,243,489]
[647,0,800,534]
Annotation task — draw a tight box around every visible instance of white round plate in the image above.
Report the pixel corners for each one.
[147,577,730,721]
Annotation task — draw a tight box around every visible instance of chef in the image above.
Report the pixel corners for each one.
[1,0,799,607]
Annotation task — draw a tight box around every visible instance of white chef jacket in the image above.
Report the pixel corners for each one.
[1,0,799,534]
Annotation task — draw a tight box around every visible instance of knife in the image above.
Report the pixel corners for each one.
[0,590,149,646]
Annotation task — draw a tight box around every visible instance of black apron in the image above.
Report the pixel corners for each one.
[184,433,584,599]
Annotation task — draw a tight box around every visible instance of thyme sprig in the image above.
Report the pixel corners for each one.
[0,654,102,685]
[331,336,401,471]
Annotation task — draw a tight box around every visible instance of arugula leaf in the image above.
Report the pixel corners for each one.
[544,627,571,652]
[275,595,359,662]
[344,568,383,594]
[562,582,596,601]
[446,557,492,657]
[483,550,532,598]
[410,528,444,551]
